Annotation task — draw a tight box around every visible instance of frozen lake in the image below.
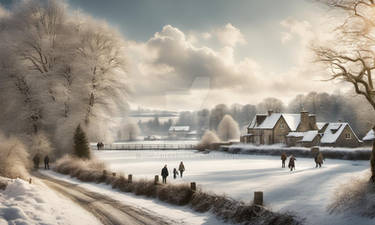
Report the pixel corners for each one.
[94,150,374,225]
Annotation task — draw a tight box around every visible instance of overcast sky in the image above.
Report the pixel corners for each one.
[0,0,340,111]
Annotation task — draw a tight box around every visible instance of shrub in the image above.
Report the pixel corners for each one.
[0,133,30,179]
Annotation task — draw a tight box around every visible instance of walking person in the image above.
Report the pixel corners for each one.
[173,168,179,179]
[288,155,296,171]
[281,152,287,168]
[44,155,50,170]
[315,152,324,168]
[161,165,169,184]
[178,161,185,178]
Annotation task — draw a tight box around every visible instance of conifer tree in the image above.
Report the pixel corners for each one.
[73,124,91,159]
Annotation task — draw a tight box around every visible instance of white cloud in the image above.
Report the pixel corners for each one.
[214,23,246,47]
[126,24,335,110]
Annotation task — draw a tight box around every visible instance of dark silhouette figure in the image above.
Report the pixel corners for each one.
[97,142,104,150]
[173,168,179,179]
[314,152,324,168]
[281,152,287,168]
[161,165,169,184]
[33,154,40,169]
[178,161,185,178]
[44,155,50,170]
[288,155,296,171]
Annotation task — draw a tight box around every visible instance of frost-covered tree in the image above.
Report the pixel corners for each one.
[314,0,375,182]
[217,115,240,141]
[0,0,129,156]
[118,123,140,141]
[73,125,90,159]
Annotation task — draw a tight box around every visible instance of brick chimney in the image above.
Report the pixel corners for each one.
[299,111,310,132]
[268,110,273,116]
[309,115,318,130]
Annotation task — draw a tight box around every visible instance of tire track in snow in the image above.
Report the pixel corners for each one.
[32,172,174,225]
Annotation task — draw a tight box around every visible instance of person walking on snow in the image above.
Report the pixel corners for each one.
[288,155,296,171]
[179,161,185,178]
[161,165,169,184]
[315,152,324,168]
[44,155,50,170]
[173,168,179,179]
[281,152,287,168]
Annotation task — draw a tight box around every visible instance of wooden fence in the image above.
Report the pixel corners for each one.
[98,143,197,150]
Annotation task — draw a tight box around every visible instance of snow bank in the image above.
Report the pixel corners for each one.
[224,144,372,160]
[0,177,101,225]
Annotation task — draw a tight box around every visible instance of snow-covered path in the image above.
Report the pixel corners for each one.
[40,170,228,225]
[34,172,172,225]
[94,150,375,225]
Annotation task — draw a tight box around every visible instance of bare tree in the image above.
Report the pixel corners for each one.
[314,0,375,181]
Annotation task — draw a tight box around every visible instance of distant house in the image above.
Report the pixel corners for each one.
[241,110,361,148]
[168,126,190,139]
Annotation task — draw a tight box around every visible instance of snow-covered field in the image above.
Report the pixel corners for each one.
[94,150,375,225]
[0,177,101,225]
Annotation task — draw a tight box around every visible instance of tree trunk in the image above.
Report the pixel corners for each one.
[371,140,375,183]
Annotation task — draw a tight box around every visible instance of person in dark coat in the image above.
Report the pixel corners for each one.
[288,155,296,171]
[173,168,179,179]
[44,155,50,170]
[33,154,40,169]
[315,152,324,168]
[281,152,287,168]
[161,165,169,184]
[178,161,185,178]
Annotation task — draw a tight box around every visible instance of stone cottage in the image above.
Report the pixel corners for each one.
[241,110,361,147]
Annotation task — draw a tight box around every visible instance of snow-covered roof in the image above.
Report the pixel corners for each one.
[248,113,301,131]
[316,122,327,130]
[363,129,375,141]
[320,122,358,143]
[287,130,318,142]
[169,126,190,132]
[286,132,304,137]
[301,130,319,142]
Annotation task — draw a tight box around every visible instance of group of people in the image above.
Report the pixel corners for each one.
[161,161,185,184]
[280,152,325,171]
[32,154,50,170]
[97,142,104,150]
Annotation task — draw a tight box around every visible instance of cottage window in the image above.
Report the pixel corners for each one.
[345,133,351,139]
[280,123,285,129]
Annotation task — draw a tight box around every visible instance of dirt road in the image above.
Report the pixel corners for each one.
[33,172,173,225]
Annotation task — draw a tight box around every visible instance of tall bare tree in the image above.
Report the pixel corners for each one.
[314,0,375,181]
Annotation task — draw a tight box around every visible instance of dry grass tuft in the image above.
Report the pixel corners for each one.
[329,173,375,217]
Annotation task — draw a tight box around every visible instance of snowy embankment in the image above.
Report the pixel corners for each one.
[0,177,101,225]
[40,170,228,225]
[223,144,372,160]
[94,150,375,225]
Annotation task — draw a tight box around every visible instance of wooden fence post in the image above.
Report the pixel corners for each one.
[128,174,133,183]
[190,182,196,192]
[254,191,263,205]
[154,175,159,185]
